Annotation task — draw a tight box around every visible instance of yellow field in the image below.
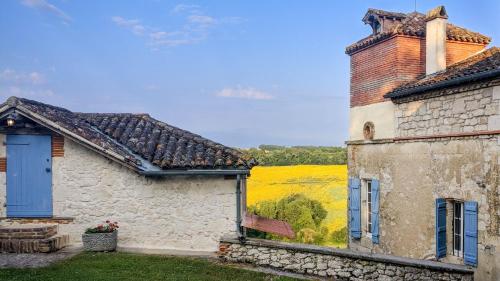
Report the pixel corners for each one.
[247,165,347,246]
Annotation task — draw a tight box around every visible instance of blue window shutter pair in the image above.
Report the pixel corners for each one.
[371,179,380,244]
[464,201,478,267]
[435,199,478,267]
[435,198,447,259]
[349,178,361,238]
[349,177,380,243]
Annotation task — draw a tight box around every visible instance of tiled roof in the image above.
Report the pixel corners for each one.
[78,113,255,170]
[346,10,491,54]
[385,47,500,99]
[2,97,255,171]
[362,8,406,22]
[7,97,142,166]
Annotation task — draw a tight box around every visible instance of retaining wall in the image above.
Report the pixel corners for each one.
[219,237,474,281]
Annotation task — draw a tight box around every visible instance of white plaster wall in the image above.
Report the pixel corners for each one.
[0,137,237,252]
[53,139,237,252]
[348,137,500,281]
[349,101,395,141]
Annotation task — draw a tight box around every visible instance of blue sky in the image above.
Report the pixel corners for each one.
[0,1,499,148]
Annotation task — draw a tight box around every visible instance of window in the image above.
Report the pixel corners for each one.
[366,180,372,237]
[371,20,381,34]
[453,201,464,257]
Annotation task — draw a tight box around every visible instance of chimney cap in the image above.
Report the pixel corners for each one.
[426,6,448,21]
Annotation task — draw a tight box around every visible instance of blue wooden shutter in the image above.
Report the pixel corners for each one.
[371,179,380,244]
[349,177,361,238]
[435,198,447,259]
[464,201,478,267]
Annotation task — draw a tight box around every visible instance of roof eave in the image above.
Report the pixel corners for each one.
[0,104,144,173]
[384,68,500,100]
[139,169,250,177]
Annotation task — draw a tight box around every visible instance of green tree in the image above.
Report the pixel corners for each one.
[241,145,347,166]
[247,194,328,245]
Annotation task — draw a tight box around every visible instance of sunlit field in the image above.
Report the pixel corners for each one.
[247,165,347,247]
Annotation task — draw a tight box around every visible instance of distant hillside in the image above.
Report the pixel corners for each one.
[241,145,347,166]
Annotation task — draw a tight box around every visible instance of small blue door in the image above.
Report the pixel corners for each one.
[6,135,52,217]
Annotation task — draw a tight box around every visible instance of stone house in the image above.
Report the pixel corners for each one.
[346,6,499,281]
[0,96,254,253]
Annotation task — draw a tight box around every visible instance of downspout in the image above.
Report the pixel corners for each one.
[236,174,243,241]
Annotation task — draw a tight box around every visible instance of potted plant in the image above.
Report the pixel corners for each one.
[82,220,119,252]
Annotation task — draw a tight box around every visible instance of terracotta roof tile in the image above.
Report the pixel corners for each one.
[2,97,255,171]
[346,11,491,54]
[78,113,256,170]
[385,47,500,99]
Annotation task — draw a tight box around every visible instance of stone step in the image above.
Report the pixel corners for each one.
[0,234,70,253]
[0,224,58,239]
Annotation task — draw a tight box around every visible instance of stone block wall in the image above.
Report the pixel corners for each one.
[396,86,500,137]
[219,237,474,281]
[0,137,239,252]
[347,137,499,281]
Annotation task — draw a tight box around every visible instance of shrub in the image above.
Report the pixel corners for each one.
[247,194,328,244]
[85,220,119,234]
[330,226,347,245]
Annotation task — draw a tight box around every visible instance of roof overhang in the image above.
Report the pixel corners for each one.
[384,68,500,100]
[0,103,143,172]
[0,103,251,177]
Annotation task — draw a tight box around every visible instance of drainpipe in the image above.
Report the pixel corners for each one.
[236,174,243,241]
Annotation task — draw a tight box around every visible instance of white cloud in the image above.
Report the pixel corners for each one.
[0,69,45,85]
[111,16,146,35]
[112,4,243,49]
[188,15,216,26]
[20,0,72,23]
[171,4,201,14]
[0,68,54,99]
[216,87,274,100]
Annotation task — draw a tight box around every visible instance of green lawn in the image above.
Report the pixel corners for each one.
[0,252,299,281]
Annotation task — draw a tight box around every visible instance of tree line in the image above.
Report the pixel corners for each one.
[241,145,347,166]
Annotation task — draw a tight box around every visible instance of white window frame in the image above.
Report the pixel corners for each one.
[366,180,372,238]
[453,201,464,257]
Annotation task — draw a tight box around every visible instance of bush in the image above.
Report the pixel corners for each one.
[330,226,347,245]
[247,194,328,244]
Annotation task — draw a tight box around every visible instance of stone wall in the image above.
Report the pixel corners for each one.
[219,237,474,281]
[348,137,499,281]
[0,137,238,252]
[396,85,500,137]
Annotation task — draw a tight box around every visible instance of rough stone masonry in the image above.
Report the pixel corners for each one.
[219,237,474,281]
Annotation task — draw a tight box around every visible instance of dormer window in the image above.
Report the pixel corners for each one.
[361,9,407,36]
[372,20,381,34]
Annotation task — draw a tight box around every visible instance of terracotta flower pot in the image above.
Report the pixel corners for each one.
[82,230,117,252]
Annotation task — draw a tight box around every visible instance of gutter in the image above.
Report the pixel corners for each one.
[384,68,500,99]
[139,169,250,177]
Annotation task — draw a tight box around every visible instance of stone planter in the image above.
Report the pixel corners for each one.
[82,230,117,252]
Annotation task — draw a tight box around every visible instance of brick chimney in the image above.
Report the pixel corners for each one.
[425,6,448,75]
[346,7,489,141]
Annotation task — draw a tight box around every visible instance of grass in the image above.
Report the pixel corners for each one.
[247,165,347,247]
[0,252,299,281]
